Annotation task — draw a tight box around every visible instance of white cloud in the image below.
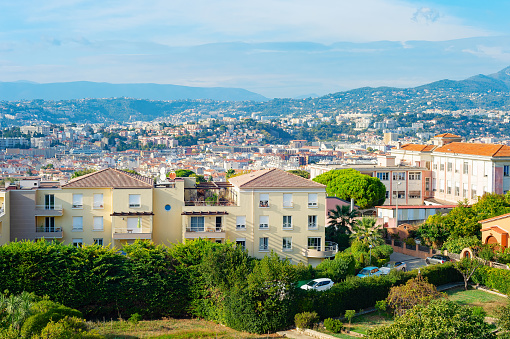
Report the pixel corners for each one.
[16,0,490,44]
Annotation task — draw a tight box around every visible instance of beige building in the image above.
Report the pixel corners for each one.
[2,168,334,266]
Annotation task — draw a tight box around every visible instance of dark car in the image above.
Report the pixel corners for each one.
[426,254,450,265]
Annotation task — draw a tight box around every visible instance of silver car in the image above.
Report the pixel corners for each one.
[300,278,334,291]
[426,254,451,265]
[380,261,407,275]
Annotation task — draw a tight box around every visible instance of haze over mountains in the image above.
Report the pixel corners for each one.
[0,65,509,102]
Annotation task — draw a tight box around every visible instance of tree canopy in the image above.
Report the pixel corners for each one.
[313,169,386,209]
[287,170,310,179]
[70,169,96,179]
[173,169,195,177]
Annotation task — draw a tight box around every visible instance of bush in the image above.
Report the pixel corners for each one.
[472,265,510,295]
[128,313,142,324]
[295,311,319,329]
[35,316,105,339]
[21,301,83,338]
[442,236,482,254]
[315,253,355,281]
[324,318,344,333]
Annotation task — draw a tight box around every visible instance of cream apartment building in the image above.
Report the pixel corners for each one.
[3,168,333,267]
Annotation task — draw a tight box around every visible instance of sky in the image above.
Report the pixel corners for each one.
[1,0,510,98]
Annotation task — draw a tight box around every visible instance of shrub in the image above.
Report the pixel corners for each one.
[443,236,481,254]
[128,313,142,324]
[315,253,355,281]
[295,311,319,329]
[21,301,83,338]
[324,318,344,333]
[34,316,105,339]
[472,265,510,295]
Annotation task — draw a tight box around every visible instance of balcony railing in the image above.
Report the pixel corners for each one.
[185,199,235,206]
[35,227,63,239]
[36,226,62,233]
[184,226,226,239]
[35,205,63,216]
[36,205,63,211]
[93,203,104,209]
[113,227,152,240]
[302,241,338,258]
[186,227,225,233]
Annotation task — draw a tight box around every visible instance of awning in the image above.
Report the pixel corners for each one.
[110,211,154,216]
[181,211,229,216]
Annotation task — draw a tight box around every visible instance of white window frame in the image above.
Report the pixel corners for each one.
[72,216,83,231]
[308,193,318,208]
[127,217,143,233]
[190,216,205,232]
[392,172,405,181]
[283,194,293,208]
[236,216,246,230]
[308,215,317,229]
[408,172,421,180]
[259,237,269,252]
[93,238,103,246]
[283,237,292,251]
[93,216,104,231]
[129,194,141,208]
[93,193,104,209]
[307,237,321,250]
[259,215,269,229]
[259,193,269,208]
[236,238,246,250]
[72,238,83,248]
[376,172,389,181]
[72,194,83,209]
[283,215,292,230]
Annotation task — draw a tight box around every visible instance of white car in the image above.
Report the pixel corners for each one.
[300,278,334,291]
[379,261,407,275]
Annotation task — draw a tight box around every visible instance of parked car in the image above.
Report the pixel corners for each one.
[426,254,451,265]
[356,266,383,278]
[300,278,334,291]
[380,261,407,275]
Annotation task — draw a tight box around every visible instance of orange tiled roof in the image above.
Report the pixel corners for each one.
[434,142,510,157]
[480,226,509,234]
[228,168,325,189]
[63,168,153,188]
[434,133,461,138]
[480,212,510,224]
[400,144,435,152]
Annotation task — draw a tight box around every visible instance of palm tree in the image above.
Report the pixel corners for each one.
[1,291,35,331]
[327,205,359,248]
[351,217,383,246]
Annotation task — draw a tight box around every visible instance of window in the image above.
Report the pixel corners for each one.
[484,165,489,177]
[472,161,478,175]
[94,238,103,246]
[463,162,469,174]
[44,217,55,232]
[393,191,405,199]
[463,183,468,197]
[283,194,293,208]
[236,239,246,250]
[259,193,269,208]
[433,163,438,170]
[129,194,141,208]
[308,237,321,250]
[283,237,292,250]
[385,191,389,198]
[308,193,318,207]
[72,216,83,231]
[44,194,55,210]
[455,183,460,196]
[409,191,421,199]
[93,194,103,209]
[190,216,205,232]
[439,179,444,193]
[455,161,460,173]
[259,237,269,251]
[447,162,452,172]
[447,180,452,195]
[408,172,421,180]
[215,216,222,231]
[393,172,405,181]
[72,194,83,209]
[440,163,445,171]
[471,185,477,199]
[127,217,142,233]
[308,215,317,229]
[259,215,269,229]
[425,178,430,191]
[236,216,246,230]
[377,172,389,181]
[93,216,103,231]
[72,239,83,248]
[505,166,510,177]
[283,215,292,229]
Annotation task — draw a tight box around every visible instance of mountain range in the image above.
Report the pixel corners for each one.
[0,65,510,102]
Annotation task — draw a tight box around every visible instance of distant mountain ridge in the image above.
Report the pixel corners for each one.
[0,81,268,102]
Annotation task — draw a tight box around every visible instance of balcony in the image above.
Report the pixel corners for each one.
[35,205,63,216]
[185,199,235,207]
[301,242,338,258]
[35,227,63,239]
[184,227,226,239]
[112,227,152,240]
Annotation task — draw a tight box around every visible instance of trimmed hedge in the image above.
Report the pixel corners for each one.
[472,265,510,294]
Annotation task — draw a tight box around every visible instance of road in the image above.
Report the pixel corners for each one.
[389,252,428,271]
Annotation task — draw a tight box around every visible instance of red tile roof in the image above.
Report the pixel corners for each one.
[434,142,510,157]
[400,144,436,152]
[63,168,153,188]
[229,168,325,189]
[480,226,509,234]
[434,133,461,138]
[480,212,510,224]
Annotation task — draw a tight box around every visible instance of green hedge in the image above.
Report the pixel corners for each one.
[472,265,510,294]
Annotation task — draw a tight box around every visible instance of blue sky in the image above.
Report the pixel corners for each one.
[1,0,510,98]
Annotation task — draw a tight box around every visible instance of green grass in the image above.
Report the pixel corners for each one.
[446,287,508,317]
[90,318,284,339]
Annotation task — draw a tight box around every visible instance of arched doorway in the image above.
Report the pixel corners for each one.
[486,236,498,245]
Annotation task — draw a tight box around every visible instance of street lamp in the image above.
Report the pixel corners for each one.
[395,181,401,227]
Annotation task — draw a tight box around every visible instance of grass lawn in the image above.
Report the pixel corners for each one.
[317,313,394,337]
[446,287,508,317]
[89,318,284,339]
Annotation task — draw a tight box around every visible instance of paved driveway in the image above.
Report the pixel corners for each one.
[390,252,427,271]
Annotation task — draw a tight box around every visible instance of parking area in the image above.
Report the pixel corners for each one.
[390,252,427,271]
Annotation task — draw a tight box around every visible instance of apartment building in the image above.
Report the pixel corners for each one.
[392,133,510,204]
[3,168,333,267]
